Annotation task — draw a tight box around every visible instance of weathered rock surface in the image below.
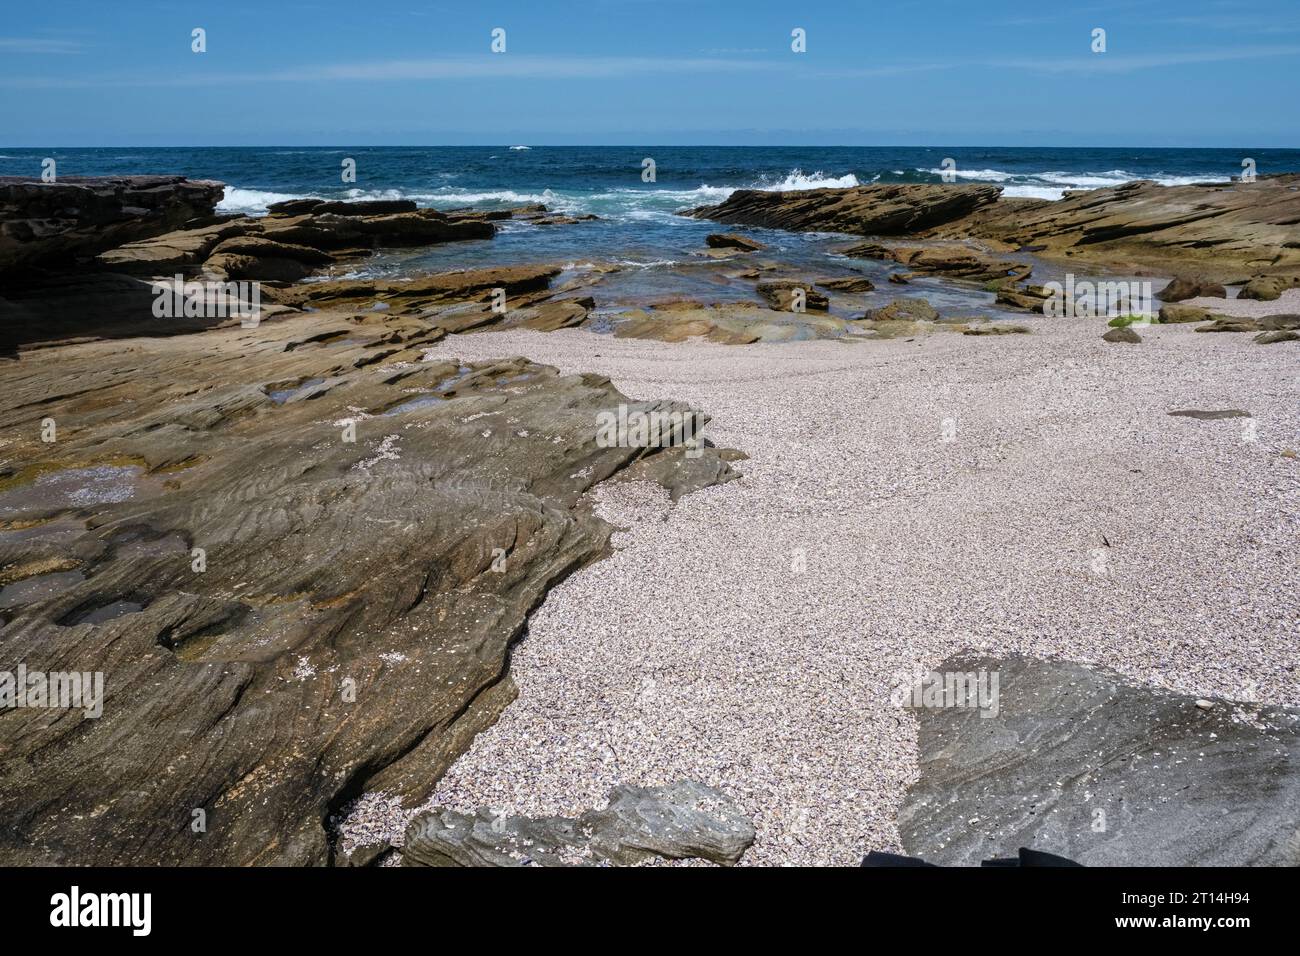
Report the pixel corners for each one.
[961,323,1030,336]
[706,233,765,252]
[1195,314,1300,334]
[0,306,741,865]
[610,301,853,344]
[687,176,1300,282]
[97,204,494,279]
[841,241,1030,284]
[403,780,755,866]
[929,175,1300,280]
[899,654,1300,866]
[686,183,1003,236]
[1158,276,1226,301]
[1239,275,1300,301]
[1102,326,1142,343]
[1157,303,1213,324]
[755,279,829,312]
[815,275,875,293]
[0,176,224,274]
[864,297,939,323]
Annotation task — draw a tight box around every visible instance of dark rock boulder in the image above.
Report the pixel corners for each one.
[403,781,755,866]
[816,275,875,293]
[899,654,1300,866]
[0,175,224,274]
[1102,326,1141,343]
[706,232,765,252]
[267,198,418,217]
[755,280,829,312]
[1157,276,1226,301]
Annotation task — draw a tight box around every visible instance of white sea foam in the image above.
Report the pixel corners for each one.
[1001,185,1071,200]
[918,166,1231,200]
[919,167,1015,182]
[217,187,313,214]
[758,168,861,190]
[509,145,531,150]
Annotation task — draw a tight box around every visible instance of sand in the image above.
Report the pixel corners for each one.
[342,313,1299,866]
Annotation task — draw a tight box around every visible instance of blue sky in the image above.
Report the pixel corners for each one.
[1,0,1297,146]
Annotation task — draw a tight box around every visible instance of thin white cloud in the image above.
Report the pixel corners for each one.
[0,37,83,54]
[824,44,1300,78]
[990,44,1300,73]
[0,54,782,89]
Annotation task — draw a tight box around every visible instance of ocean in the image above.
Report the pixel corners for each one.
[5,145,1296,314]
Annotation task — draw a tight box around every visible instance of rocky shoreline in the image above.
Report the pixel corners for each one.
[1,173,1297,866]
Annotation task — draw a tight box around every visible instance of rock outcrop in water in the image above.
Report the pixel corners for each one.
[930,175,1300,281]
[688,175,1300,283]
[899,653,1300,866]
[686,183,1002,236]
[0,175,224,274]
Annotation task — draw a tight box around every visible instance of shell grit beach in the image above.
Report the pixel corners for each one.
[1,0,1299,930]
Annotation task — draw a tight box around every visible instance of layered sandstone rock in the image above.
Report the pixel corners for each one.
[0,306,740,866]
[0,175,224,274]
[685,183,1002,236]
[687,175,1300,284]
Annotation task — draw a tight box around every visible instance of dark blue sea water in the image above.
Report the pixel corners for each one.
[4,146,1295,315]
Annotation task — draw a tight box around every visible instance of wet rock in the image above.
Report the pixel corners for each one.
[686,183,1002,236]
[271,263,562,316]
[267,198,417,217]
[533,214,599,226]
[1158,276,1226,301]
[755,280,829,312]
[844,242,1029,284]
[403,781,755,867]
[816,275,875,293]
[865,297,939,323]
[899,653,1300,866]
[1102,326,1141,343]
[706,233,765,252]
[0,175,224,274]
[995,284,1052,312]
